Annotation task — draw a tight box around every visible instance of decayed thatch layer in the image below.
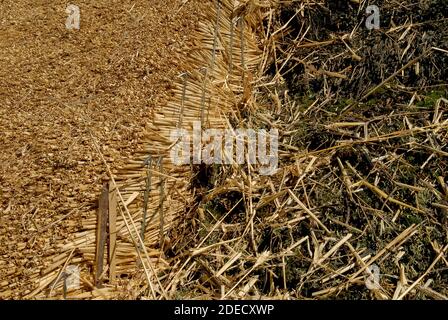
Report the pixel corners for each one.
[162,0,447,300]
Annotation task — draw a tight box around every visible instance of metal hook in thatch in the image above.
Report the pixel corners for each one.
[210,0,221,78]
[140,155,153,244]
[239,17,247,76]
[62,272,68,299]
[199,67,208,128]
[157,156,165,249]
[143,156,164,226]
[140,156,165,249]
[228,15,240,78]
[177,72,190,129]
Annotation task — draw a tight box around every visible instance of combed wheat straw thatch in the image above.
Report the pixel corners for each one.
[24,0,266,299]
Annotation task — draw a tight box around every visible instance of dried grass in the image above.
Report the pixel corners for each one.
[2,0,447,300]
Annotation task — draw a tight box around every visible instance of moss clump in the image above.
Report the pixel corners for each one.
[416,90,446,108]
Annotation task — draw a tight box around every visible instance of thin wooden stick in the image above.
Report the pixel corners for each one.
[90,132,166,299]
[108,182,117,285]
[95,182,109,288]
